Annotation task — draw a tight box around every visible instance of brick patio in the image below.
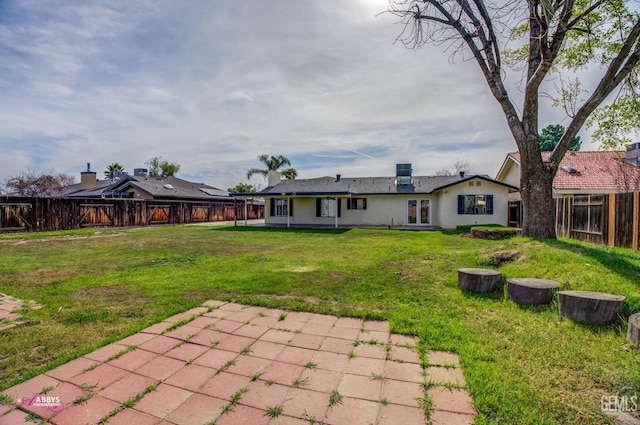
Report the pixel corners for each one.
[0,300,476,424]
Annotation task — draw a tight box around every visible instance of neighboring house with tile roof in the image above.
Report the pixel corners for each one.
[61,167,232,201]
[496,149,640,197]
[496,144,640,249]
[246,164,518,229]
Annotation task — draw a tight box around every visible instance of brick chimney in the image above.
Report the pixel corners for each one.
[80,162,97,190]
[268,170,282,187]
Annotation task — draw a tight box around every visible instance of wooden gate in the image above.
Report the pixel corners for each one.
[0,203,32,232]
[191,205,209,222]
[79,204,114,227]
[148,205,170,224]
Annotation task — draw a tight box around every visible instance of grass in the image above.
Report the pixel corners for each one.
[0,225,639,424]
[292,376,308,388]
[265,404,284,418]
[328,390,343,407]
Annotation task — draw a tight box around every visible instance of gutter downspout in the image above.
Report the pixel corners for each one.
[244,198,248,226]
[335,197,338,229]
[287,196,290,228]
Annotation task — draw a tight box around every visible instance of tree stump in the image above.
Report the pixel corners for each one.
[628,313,640,346]
[558,291,626,325]
[457,268,501,293]
[507,278,559,305]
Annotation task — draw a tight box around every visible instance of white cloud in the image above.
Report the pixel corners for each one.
[0,0,586,192]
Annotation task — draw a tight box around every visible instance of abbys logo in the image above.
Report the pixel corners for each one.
[14,394,64,413]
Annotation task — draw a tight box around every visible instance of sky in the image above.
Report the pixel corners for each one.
[0,0,598,191]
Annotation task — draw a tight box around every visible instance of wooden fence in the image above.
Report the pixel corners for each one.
[0,196,264,233]
[554,192,639,250]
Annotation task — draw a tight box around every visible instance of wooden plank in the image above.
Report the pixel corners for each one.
[634,192,639,251]
[608,193,615,247]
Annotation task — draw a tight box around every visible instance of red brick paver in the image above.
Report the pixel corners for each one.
[0,300,475,424]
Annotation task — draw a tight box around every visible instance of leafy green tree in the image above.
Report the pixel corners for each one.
[3,168,75,197]
[146,157,181,177]
[539,125,581,152]
[387,1,640,239]
[104,163,125,179]
[246,154,297,180]
[228,183,259,193]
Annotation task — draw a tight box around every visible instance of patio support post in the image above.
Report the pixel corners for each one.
[287,197,290,228]
[244,198,248,226]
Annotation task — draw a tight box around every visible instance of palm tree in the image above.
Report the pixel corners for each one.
[104,163,125,179]
[246,154,297,180]
[281,168,298,180]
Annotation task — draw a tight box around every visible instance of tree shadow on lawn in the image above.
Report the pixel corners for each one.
[542,239,639,283]
[209,226,352,234]
[543,238,640,318]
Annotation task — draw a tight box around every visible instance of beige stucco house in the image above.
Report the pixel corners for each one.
[254,164,518,229]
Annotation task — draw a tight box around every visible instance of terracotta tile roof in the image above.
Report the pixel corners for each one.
[508,151,640,191]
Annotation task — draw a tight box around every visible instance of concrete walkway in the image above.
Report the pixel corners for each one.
[0,301,475,425]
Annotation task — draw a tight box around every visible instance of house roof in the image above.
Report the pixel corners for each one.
[256,174,517,197]
[62,175,231,200]
[109,175,231,200]
[60,180,114,198]
[501,151,640,191]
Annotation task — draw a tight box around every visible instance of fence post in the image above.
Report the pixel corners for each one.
[634,192,639,251]
[607,193,615,247]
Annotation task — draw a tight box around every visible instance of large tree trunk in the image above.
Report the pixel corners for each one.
[519,144,557,239]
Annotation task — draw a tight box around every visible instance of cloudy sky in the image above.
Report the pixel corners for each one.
[0,0,593,191]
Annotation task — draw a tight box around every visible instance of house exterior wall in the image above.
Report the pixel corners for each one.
[264,179,510,228]
[436,179,510,228]
[265,195,439,227]
[123,187,152,199]
[498,160,523,201]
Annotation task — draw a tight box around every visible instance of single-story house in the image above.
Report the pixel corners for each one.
[62,166,233,202]
[495,144,640,248]
[250,164,518,229]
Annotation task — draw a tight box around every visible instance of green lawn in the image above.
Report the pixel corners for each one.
[0,225,638,424]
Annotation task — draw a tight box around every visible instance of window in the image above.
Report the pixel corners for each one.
[347,198,367,210]
[397,176,412,185]
[316,198,341,218]
[269,198,293,217]
[571,195,603,234]
[457,195,493,215]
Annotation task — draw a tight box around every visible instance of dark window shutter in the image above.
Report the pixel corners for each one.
[363,198,367,210]
[347,199,352,210]
[316,198,321,217]
[270,198,275,217]
[458,195,464,215]
[486,195,493,215]
[289,198,294,216]
[338,199,342,217]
